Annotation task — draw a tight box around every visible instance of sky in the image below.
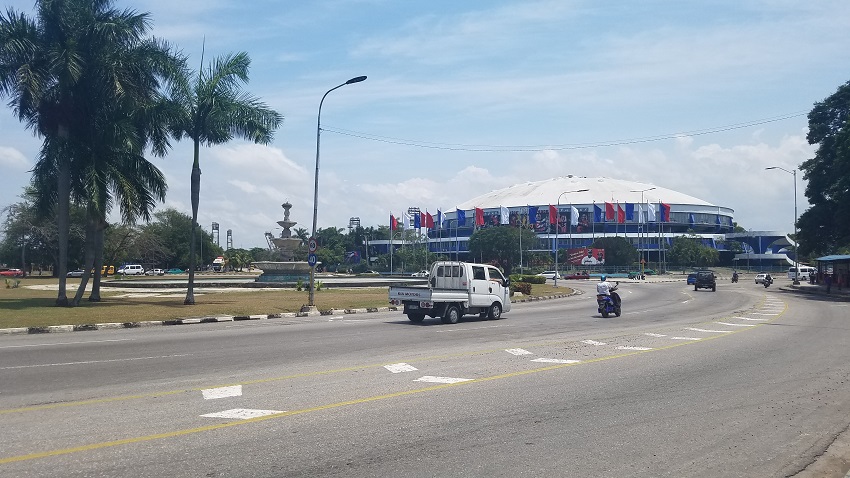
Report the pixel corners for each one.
[1,0,849,249]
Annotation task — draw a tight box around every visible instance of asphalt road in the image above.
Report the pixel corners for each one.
[1,281,849,477]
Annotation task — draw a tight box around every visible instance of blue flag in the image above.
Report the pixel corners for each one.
[456,209,466,226]
[528,206,538,225]
[689,213,695,226]
[625,203,635,221]
[594,204,603,223]
[414,212,421,228]
[437,209,443,228]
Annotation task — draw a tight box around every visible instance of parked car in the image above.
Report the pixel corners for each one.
[563,271,591,280]
[754,273,770,284]
[411,270,429,277]
[145,268,165,276]
[536,271,562,280]
[117,264,145,275]
[1,268,24,277]
[66,269,85,278]
[686,273,697,285]
[165,268,184,274]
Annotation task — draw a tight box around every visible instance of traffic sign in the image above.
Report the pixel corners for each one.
[307,237,318,253]
[307,253,317,267]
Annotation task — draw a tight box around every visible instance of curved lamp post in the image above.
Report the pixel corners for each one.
[765,166,799,285]
[554,189,589,287]
[309,76,367,307]
[629,187,656,278]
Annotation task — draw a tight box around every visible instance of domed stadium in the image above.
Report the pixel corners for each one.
[419,176,794,268]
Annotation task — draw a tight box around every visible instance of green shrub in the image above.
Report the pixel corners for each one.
[511,281,532,295]
[296,279,303,291]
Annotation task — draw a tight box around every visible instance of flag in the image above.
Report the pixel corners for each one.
[660,202,671,222]
[437,210,443,228]
[625,203,635,221]
[500,206,509,225]
[617,203,625,223]
[549,205,557,226]
[456,209,466,226]
[425,211,434,228]
[689,213,695,226]
[636,203,644,223]
[414,212,421,229]
[401,212,410,230]
[475,207,485,226]
[390,214,398,231]
[594,203,603,223]
[605,202,615,221]
[571,206,579,226]
[528,206,538,225]
[646,203,656,222]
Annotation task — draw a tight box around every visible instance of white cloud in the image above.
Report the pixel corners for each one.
[0,147,30,171]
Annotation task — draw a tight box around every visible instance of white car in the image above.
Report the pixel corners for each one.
[754,273,771,284]
[411,270,429,277]
[145,268,165,276]
[118,264,145,275]
[536,270,562,280]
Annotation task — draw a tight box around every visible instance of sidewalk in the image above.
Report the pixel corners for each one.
[779,280,850,300]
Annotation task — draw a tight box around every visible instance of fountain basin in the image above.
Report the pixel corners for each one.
[252,261,311,283]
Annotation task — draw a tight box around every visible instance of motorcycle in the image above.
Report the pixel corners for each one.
[763,276,773,288]
[597,282,621,318]
[732,272,738,283]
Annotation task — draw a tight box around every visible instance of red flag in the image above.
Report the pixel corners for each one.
[390,214,398,231]
[605,202,615,221]
[549,205,557,226]
[425,211,434,228]
[617,203,625,223]
[420,212,426,228]
[660,203,671,222]
[474,207,485,226]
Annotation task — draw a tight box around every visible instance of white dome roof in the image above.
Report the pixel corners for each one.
[455,176,715,209]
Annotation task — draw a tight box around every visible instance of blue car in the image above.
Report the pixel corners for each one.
[686,273,697,285]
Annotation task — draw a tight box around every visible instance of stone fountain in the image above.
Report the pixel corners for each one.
[253,202,311,283]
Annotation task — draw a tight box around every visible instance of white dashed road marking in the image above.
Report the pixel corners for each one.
[384,363,418,373]
[505,348,533,356]
[733,317,767,321]
[414,376,472,384]
[751,313,779,316]
[670,337,701,341]
[201,409,284,420]
[202,385,243,400]
[686,328,733,333]
[715,322,756,327]
[530,358,581,364]
[582,340,607,346]
[644,333,667,338]
[616,346,653,351]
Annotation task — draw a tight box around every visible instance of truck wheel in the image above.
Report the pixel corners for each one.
[487,303,502,320]
[407,313,425,323]
[441,305,460,324]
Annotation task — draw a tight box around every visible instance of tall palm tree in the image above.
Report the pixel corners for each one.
[0,0,179,306]
[167,51,282,305]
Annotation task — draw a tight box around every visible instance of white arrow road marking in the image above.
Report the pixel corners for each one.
[414,376,472,384]
[530,358,581,364]
[201,409,284,420]
[715,322,756,327]
[384,363,418,373]
[582,340,607,346]
[670,337,702,341]
[644,333,667,337]
[505,348,533,356]
[687,328,732,333]
[616,346,653,351]
[202,385,242,400]
[733,316,768,321]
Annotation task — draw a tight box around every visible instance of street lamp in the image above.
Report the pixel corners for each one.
[766,166,800,284]
[308,75,367,307]
[554,189,589,287]
[630,187,656,278]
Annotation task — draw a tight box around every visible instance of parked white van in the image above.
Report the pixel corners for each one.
[788,266,816,280]
[118,264,145,275]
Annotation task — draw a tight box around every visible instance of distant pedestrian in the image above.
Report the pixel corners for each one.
[825,274,832,294]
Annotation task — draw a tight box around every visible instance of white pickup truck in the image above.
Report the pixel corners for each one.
[388,261,512,324]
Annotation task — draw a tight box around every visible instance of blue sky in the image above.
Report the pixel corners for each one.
[2,0,848,249]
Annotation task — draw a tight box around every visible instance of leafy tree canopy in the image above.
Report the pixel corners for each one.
[468,226,537,276]
[589,236,638,267]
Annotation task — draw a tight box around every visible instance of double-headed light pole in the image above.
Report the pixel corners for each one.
[309,76,367,307]
[554,189,589,287]
[630,187,656,277]
[765,166,800,285]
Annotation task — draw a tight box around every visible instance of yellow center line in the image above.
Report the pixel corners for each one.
[0,298,786,465]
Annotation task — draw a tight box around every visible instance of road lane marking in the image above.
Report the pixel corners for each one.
[582,340,607,346]
[715,322,756,327]
[733,317,767,321]
[384,363,418,373]
[670,337,701,341]
[202,385,243,400]
[530,358,581,364]
[414,376,472,384]
[505,348,533,356]
[616,346,653,351]
[201,409,284,420]
[686,328,732,333]
[644,333,667,338]
[0,339,133,349]
[751,313,780,316]
[0,354,192,370]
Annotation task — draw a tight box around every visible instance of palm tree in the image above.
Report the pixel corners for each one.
[1,0,179,306]
[167,51,282,305]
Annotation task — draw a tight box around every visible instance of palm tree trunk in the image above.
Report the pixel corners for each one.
[73,212,98,306]
[55,140,70,307]
[184,141,201,305]
[89,217,106,302]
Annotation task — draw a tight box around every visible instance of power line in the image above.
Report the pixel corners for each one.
[323,111,807,153]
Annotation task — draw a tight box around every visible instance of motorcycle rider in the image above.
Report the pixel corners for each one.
[732,271,739,283]
[596,275,620,308]
[763,273,773,287]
